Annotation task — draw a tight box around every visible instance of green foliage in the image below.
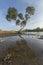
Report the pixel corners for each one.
[26,6,35,15]
[6,15,11,21]
[6,7,18,21]
[21,20,26,26]
[36,27,40,30]
[25,14,30,21]
[16,19,20,25]
[6,6,35,31]
[18,13,23,20]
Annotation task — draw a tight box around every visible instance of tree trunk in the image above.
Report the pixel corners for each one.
[18,26,24,34]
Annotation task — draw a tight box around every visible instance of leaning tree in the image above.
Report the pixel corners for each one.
[6,6,35,32]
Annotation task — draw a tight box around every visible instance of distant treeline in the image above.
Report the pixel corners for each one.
[24,27,43,32]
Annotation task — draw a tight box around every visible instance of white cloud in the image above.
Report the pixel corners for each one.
[0,0,43,30]
[25,0,43,29]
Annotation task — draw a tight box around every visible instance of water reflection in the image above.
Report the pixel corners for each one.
[0,37,36,65]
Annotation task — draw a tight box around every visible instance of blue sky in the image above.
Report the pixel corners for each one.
[0,0,43,30]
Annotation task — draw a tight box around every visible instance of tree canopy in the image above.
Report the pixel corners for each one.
[6,7,18,21]
[6,6,35,31]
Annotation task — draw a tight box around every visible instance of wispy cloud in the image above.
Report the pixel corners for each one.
[23,0,43,29]
[0,0,43,30]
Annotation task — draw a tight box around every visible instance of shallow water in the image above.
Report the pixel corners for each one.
[0,34,43,57]
[0,33,43,65]
[24,32,43,36]
[0,31,43,55]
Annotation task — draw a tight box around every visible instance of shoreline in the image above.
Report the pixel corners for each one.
[0,32,43,40]
[0,32,18,38]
